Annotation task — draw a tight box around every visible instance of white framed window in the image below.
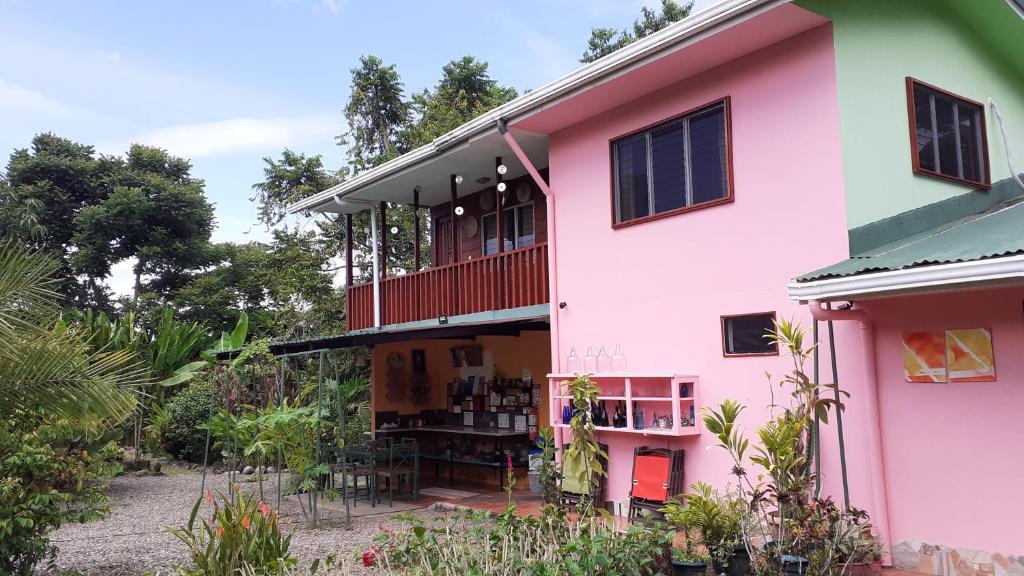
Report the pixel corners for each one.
[482,202,535,255]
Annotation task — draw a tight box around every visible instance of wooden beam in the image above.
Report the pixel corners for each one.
[413,188,421,272]
[450,175,458,263]
[495,156,504,256]
[379,201,387,279]
[344,213,353,287]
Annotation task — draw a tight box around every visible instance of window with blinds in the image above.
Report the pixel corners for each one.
[482,203,535,255]
[907,78,989,188]
[612,99,731,225]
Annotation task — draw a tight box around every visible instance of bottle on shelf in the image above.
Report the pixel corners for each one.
[598,401,608,427]
[611,344,627,372]
[596,345,612,372]
[633,404,645,430]
[562,404,571,425]
[583,346,597,372]
[566,347,580,373]
[689,404,696,426]
[680,382,689,398]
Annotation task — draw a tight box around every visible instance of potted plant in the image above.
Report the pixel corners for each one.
[663,482,747,576]
[842,530,883,576]
[671,548,710,576]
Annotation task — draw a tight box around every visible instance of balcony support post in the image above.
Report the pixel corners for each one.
[450,174,459,315]
[413,188,421,272]
[495,156,504,309]
[379,201,388,279]
[344,213,353,287]
[370,204,381,329]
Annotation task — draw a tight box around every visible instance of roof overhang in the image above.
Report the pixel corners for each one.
[289,0,830,214]
[788,254,1024,302]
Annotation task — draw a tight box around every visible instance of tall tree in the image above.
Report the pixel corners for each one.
[580,0,693,63]
[404,56,518,148]
[251,149,343,228]
[71,144,216,301]
[340,55,411,173]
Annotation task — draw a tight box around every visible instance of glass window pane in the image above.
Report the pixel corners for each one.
[957,102,984,183]
[651,121,687,213]
[934,94,958,178]
[482,213,497,256]
[913,86,936,172]
[516,204,535,247]
[503,210,515,251]
[615,135,649,222]
[689,106,728,205]
[724,314,778,355]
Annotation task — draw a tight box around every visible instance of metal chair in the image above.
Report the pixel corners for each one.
[375,438,418,507]
[341,443,378,508]
[628,446,685,522]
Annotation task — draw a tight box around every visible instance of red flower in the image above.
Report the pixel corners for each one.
[506,455,513,470]
[206,489,213,504]
[241,517,251,530]
[362,548,377,567]
[259,501,271,517]
[215,526,224,537]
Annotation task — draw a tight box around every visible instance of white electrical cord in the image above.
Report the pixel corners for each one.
[989,97,1024,192]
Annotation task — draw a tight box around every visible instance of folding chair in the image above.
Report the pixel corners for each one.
[559,442,609,511]
[628,446,685,522]
[375,438,418,507]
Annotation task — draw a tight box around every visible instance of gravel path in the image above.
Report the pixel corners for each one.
[43,468,434,575]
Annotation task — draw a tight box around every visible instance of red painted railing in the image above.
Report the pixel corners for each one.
[345,243,549,331]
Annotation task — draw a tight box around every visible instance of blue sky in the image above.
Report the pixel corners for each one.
[0,0,714,295]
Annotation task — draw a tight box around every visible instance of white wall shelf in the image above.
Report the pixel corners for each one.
[547,372,700,437]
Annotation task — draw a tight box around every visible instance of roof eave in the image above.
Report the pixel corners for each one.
[787,254,1024,302]
[287,0,787,214]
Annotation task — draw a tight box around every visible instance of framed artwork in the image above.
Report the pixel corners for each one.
[411,349,427,374]
[902,328,995,383]
[946,328,995,382]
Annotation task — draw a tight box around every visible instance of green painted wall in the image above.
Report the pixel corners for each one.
[797,0,1024,230]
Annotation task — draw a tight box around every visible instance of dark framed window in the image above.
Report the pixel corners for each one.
[722,312,778,357]
[611,98,732,227]
[906,78,990,188]
[482,203,535,255]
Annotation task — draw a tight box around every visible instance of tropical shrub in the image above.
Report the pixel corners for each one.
[662,481,745,570]
[166,377,219,463]
[168,486,295,576]
[370,506,673,575]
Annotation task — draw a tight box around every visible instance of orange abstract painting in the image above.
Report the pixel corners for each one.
[902,332,947,383]
[945,328,995,382]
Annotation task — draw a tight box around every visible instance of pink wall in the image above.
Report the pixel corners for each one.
[543,24,883,511]
[864,286,1024,554]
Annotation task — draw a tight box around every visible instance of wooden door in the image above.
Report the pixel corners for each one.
[435,215,454,266]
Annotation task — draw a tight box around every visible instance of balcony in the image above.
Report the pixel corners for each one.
[346,243,549,331]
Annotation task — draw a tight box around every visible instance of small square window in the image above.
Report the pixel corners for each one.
[906,78,989,188]
[722,313,778,356]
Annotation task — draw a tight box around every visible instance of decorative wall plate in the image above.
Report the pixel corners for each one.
[460,215,479,239]
[387,351,404,369]
[516,182,532,203]
[479,189,495,211]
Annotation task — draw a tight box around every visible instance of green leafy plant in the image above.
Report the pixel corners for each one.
[165,378,219,463]
[702,319,874,576]
[562,374,606,513]
[168,486,295,576]
[536,427,561,505]
[662,481,745,571]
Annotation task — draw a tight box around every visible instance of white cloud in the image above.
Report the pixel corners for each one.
[104,258,137,299]
[103,114,342,159]
[313,0,348,15]
[92,49,121,62]
[0,79,79,116]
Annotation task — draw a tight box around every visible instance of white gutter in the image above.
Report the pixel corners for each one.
[788,254,1024,301]
[288,0,785,214]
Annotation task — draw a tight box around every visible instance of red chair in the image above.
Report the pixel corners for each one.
[628,446,684,521]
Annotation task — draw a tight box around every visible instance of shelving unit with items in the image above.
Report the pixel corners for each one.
[547,372,700,437]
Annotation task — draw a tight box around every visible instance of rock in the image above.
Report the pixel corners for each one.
[242,465,255,475]
[266,466,276,473]
[150,461,162,473]
[131,470,150,477]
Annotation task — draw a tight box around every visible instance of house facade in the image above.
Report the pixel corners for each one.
[288,0,1024,571]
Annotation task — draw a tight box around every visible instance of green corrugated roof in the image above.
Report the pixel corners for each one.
[797,186,1024,282]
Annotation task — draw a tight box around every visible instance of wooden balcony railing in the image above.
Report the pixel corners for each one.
[345,243,549,331]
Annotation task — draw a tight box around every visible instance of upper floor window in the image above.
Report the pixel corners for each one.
[482,203,535,255]
[612,98,732,226]
[907,78,990,188]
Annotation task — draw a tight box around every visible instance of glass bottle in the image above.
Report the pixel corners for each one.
[596,345,612,373]
[583,346,597,373]
[566,346,580,373]
[611,345,627,372]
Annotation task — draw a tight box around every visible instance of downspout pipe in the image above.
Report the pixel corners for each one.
[498,118,563,448]
[807,300,892,564]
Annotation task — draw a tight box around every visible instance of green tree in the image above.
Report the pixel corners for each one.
[71,144,216,301]
[340,55,411,173]
[251,149,343,228]
[580,0,693,63]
